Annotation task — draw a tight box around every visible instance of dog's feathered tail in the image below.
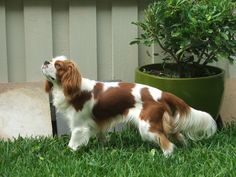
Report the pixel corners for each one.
[161,92,217,141]
[175,108,217,140]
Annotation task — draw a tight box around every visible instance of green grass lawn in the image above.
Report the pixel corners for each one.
[1,124,236,177]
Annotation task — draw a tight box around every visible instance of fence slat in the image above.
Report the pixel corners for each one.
[69,0,97,80]
[6,0,25,82]
[97,0,112,81]
[52,0,69,57]
[112,0,138,82]
[23,0,53,81]
[0,0,8,82]
[137,0,153,66]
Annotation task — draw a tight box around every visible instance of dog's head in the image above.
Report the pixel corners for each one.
[41,56,81,98]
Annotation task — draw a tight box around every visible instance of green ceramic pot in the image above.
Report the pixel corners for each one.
[135,64,225,119]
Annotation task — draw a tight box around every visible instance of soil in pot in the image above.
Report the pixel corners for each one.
[141,63,220,78]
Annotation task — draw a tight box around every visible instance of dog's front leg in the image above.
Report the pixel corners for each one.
[68,127,90,151]
[96,132,109,143]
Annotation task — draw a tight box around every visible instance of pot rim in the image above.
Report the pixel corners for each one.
[136,63,225,81]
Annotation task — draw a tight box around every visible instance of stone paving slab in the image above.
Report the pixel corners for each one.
[0,82,52,140]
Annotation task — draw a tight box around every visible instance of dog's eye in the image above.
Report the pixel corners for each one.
[55,63,61,70]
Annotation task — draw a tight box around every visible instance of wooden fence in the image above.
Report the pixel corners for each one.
[0,0,235,83]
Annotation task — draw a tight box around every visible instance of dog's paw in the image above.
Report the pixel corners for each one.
[163,143,176,157]
[68,142,78,151]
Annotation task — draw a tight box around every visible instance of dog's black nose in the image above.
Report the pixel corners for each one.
[44,61,50,65]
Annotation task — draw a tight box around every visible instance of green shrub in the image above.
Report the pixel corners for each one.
[132,0,236,77]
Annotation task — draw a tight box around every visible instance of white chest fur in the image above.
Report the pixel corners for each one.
[51,85,97,132]
[52,86,68,112]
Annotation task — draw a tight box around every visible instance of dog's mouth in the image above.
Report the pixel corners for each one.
[50,76,55,81]
[46,75,55,82]
[49,76,55,81]
[42,70,56,82]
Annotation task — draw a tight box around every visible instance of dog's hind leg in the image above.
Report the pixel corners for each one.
[138,120,175,157]
[173,132,188,146]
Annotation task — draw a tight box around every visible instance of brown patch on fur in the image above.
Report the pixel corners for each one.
[55,60,82,99]
[140,87,154,102]
[93,82,104,99]
[159,92,190,117]
[140,102,166,132]
[140,88,168,132]
[118,82,135,90]
[92,83,135,127]
[70,91,92,111]
[123,109,130,117]
[45,80,53,93]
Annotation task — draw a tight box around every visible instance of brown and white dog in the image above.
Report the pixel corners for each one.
[41,56,217,156]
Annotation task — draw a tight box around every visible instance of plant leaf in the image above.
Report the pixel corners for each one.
[220,32,229,40]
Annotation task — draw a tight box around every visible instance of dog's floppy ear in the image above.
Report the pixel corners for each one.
[61,61,81,99]
[45,80,53,93]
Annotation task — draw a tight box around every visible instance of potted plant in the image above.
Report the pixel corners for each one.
[131,0,236,120]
